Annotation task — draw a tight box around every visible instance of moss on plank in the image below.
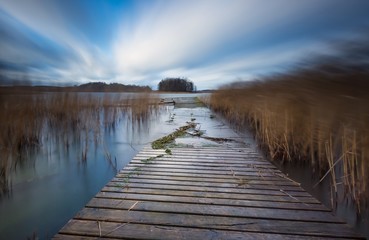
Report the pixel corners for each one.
[151,122,197,149]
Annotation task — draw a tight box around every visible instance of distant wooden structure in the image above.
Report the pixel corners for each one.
[159,98,176,105]
[55,146,362,239]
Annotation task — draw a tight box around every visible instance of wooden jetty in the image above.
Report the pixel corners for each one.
[55,146,363,239]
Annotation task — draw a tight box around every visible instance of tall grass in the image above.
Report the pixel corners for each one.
[0,92,159,197]
[210,42,369,210]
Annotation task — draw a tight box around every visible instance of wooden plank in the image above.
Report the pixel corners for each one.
[94,192,328,211]
[142,146,249,150]
[130,157,277,169]
[126,162,282,174]
[117,170,294,182]
[53,234,99,240]
[164,150,259,154]
[124,164,282,174]
[113,174,300,186]
[139,150,259,154]
[58,219,341,240]
[111,178,305,192]
[133,154,275,167]
[137,152,262,159]
[136,153,262,160]
[104,183,312,197]
[75,207,360,238]
[100,187,320,204]
[141,147,260,154]
[121,167,280,177]
[85,198,341,223]
[137,151,259,156]
[131,159,277,168]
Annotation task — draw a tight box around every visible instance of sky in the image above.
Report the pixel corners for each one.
[0,0,368,90]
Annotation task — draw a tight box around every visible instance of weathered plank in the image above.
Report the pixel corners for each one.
[54,234,98,239]
[135,153,262,160]
[85,198,340,222]
[113,174,300,186]
[117,170,295,182]
[123,165,281,176]
[110,178,305,192]
[98,188,321,204]
[130,159,277,168]
[94,192,328,211]
[75,207,359,238]
[141,147,260,154]
[132,156,274,166]
[104,183,312,197]
[58,219,345,240]
[138,149,258,154]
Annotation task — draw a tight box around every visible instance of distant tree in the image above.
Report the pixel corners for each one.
[158,78,195,92]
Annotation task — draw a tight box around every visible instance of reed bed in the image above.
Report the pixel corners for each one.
[210,67,369,210]
[0,92,159,197]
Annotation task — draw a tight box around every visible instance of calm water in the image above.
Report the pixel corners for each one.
[0,92,207,239]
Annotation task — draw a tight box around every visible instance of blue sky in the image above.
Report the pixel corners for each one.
[0,0,368,90]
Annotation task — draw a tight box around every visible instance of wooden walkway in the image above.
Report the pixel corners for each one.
[55,146,362,239]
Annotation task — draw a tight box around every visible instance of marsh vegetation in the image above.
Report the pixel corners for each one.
[210,39,369,213]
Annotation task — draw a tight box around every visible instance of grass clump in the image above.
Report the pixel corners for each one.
[165,148,172,155]
[140,154,164,164]
[151,122,197,149]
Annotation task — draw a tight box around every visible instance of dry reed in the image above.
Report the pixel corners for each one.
[210,67,369,210]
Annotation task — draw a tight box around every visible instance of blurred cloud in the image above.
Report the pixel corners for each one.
[0,0,115,85]
[113,0,369,89]
[114,0,317,72]
[0,0,368,88]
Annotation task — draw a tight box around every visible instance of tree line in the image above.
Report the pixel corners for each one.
[158,78,195,92]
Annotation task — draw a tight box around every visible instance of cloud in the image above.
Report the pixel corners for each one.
[113,0,350,89]
[0,0,115,84]
[112,37,331,90]
[113,0,364,89]
[160,41,333,89]
[114,0,299,72]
